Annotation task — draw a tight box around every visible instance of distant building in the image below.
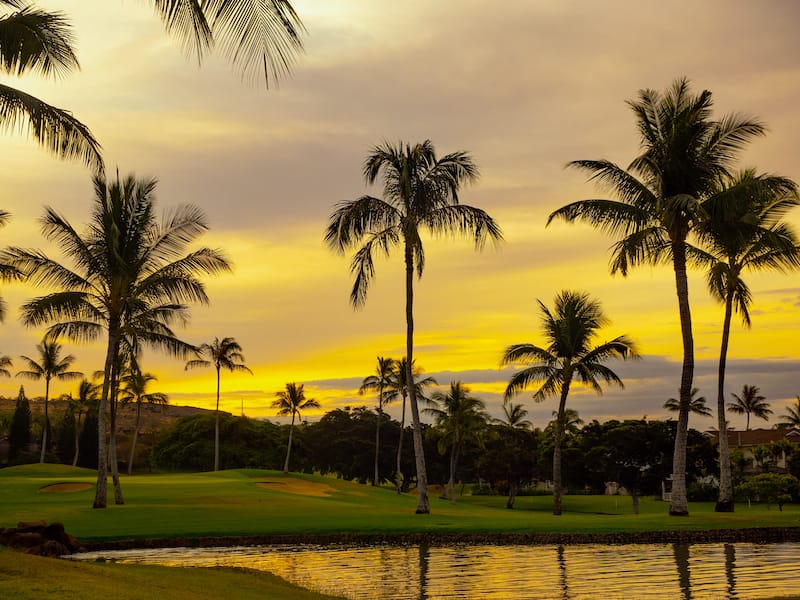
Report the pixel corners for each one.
[706,428,800,472]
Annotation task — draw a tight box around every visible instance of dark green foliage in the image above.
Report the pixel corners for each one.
[736,473,800,510]
[77,410,99,470]
[687,481,719,501]
[55,404,77,465]
[476,424,540,508]
[8,387,31,461]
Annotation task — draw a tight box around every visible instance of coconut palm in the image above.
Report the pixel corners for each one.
[547,78,765,515]
[495,401,532,430]
[690,169,799,511]
[425,381,487,503]
[728,385,772,430]
[501,290,638,515]
[0,352,12,377]
[185,337,252,472]
[664,387,711,417]
[780,397,800,429]
[384,357,437,493]
[549,407,584,436]
[0,2,102,169]
[359,356,396,486]
[272,382,319,473]
[120,369,167,475]
[148,0,305,85]
[70,378,98,467]
[16,338,82,463]
[2,172,230,507]
[325,140,502,513]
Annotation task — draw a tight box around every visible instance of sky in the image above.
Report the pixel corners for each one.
[1,0,799,430]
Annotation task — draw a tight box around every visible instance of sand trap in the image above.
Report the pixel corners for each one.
[40,482,93,493]
[256,479,339,497]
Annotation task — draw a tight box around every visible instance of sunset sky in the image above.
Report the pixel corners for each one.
[2,0,799,430]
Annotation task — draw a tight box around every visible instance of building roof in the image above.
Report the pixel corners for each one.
[706,428,800,447]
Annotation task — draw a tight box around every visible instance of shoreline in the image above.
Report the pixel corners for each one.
[83,526,800,552]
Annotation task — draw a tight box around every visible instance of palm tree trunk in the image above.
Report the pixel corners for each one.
[374,387,382,487]
[94,320,120,509]
[715,291,735,512]
[506,482,517,509]
[553,377,571,516]
[669,242,694,517]
[40,379,50,463]
[405,244,429,514]
[283,412,295,473]
[128,400,142,476]
[73,411,82,467]
[448,442,460,504]
[109,362,124,505]
[214,368,221,471]
[395,392,407,493]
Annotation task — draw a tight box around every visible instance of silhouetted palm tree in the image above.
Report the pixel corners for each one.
[728,385,772,430]
[384,357,437,493]
[780,397,800,429]
[496,401,532,430]
[120,370,167,474]
[425,381,487,503]
[0,352,12,377]
[70,378,98,467]
[690,169,799,511]
[3,172,230,507]
[272,382,319,473]
[547,78,765,515]
[359,356,396,486]
[664,387,711,417]
[326,140,502,513]
[16,338,81,463]
[0,2,102,169]
[502,290,638,515]
[186,337,252,471]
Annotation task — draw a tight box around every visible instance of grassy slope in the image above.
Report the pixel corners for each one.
[1,464,799,542]
[0,547,341,600]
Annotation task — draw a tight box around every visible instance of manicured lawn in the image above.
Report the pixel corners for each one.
[2,463,799,542]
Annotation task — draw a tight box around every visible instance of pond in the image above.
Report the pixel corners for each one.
[73,542,800,599]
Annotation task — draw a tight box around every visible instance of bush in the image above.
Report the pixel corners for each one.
[687,481,718,501]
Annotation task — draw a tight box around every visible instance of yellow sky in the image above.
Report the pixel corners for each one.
[1,1,799,430]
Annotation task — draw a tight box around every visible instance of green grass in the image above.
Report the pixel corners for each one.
[0,547,342,599]
[2,463,799,542]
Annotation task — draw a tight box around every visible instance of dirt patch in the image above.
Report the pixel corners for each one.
[39,482,93,493]
[256,479,338,497]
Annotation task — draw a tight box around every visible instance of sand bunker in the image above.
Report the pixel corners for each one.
[39,482,93,493]
[256,479,339,497]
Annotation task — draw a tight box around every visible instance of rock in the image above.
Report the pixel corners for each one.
[0,521,83,556]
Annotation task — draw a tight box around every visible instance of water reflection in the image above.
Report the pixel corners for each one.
[74,542,800,599]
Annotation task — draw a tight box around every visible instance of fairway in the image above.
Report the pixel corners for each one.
[2,464,799,544]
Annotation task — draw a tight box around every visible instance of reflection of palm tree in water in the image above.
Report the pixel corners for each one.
[418,544,430,600]
[557,545,570,599]
[724,544,736,598]
[673,543,692,600]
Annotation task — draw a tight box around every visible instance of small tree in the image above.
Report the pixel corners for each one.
[736,473,800,511]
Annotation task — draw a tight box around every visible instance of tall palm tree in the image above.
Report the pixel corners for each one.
[547,78,765,515]
[664,387,711,417]
[120,369,167,475]
[0,2,102,169]
[272,382,319,473]
[690,169,799,511]
[384,357,437,493]
[185,337,252,472]
[2,172,230,508]
[359,356,396,486]
[148,0,305,85]
[16,338,82,463]
[425,381,487,503]
[728,384,772,430]
[780,396,800,429]
[325,140,502,513]
[70,378,98,467]
[501,290,638,515]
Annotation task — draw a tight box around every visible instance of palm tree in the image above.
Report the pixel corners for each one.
[325,140,502,513]
[70,378,99,467]
[384,357,437,493]
[2,172,230,508]
[664,387,711,417]
[359,356,396,486]
[148,0,305,85]
[0,352,12,377]
[16,338,82,463]
[728,385,772,430]
[549,407,584,436]
[779,397,800,429]
[496,401,532,430]
[690,169,799,511]
[547,78,765,515]
[0,2,102,169]
[425,381,487,503]
[185,337,252,472]
[0,210,24,321]
[120,370,167,475]
[501,290,638,515]
[272,382,319,473]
